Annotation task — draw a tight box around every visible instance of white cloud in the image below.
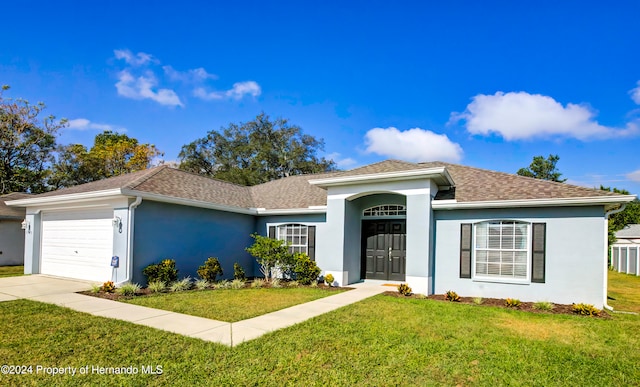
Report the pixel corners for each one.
[364,127,463,162]
[163,66,217,83]
[67,118,125,132]
[115,70,183,107]
[114,49,154,66]
[194,81,261,101]
[630,81,640,105]
[326,152,358,169]
[626,170,640,183]
[451,91,639,140]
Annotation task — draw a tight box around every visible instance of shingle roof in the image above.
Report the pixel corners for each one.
[8,159,628,211]
[0,193,30,218]
[615,224,640,238]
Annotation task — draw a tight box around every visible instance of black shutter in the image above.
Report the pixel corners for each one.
[268,226,276,239]
[307,226,316,261]
[460,223,472,279]
[531,223,546,283]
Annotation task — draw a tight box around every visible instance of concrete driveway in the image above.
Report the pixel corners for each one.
[0,275,93,302]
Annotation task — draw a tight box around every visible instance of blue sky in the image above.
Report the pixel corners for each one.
[2,1,640,193]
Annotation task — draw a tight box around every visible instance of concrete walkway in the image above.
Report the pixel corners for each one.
[0,275,388,347]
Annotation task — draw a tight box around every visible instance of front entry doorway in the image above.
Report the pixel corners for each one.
[361,220,406,281]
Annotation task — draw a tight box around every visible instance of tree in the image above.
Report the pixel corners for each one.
[600,186,640,246]
[517,154,567,182]
[245,233,292,281]
[178,113,337,186]
[0,85,66,193]
[50,131,162,188]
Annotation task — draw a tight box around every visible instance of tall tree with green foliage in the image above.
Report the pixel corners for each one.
[600,186,640,246]
[0,85,66,193]
[178,113,337,186]
[517,154,567,182]
[50,131,162,189]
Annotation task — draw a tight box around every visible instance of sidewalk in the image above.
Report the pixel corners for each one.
[0,276,388,347]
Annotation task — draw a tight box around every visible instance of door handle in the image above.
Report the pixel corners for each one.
[388,247,392,261]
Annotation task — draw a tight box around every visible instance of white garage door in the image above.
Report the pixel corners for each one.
[41,208,114,282]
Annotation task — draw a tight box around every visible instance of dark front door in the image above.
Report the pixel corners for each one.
[361,220,406,281]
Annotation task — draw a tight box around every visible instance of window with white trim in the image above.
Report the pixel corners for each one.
[277,224,308,254]
[363,204,406,217]
[474,221,529,280]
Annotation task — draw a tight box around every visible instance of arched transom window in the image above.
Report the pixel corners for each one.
[363,204,406,217]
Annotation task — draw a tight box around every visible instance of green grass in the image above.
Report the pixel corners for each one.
[608,270,640,313]
[0,265,23,278]
[123,287,345,322]
[0,296,638,386]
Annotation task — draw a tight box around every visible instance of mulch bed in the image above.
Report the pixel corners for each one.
[384,291,609,318]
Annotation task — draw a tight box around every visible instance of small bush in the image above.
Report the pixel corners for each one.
[473,297,484,305]
[251,278,266,288]
[505,298,521,308]
[230,279,245,289]
[147,280,166,293]
[287,280,300,288]
[101,281,116,293]
[397,283,412,296]
[90,283,101,293]
[445,290,460,302]
[271,278,282,288]
[324,273,335,286]
[415,293,427,299]
[197,257,224,282]
[572,303,601,316]
[213,280,230,290]
[309,281,318,288]
[143,259,178,284]
[170,277,192,292]
[195,279,210,290]
[293,253,321,285]
[533,301,554,311]
[116,282,141,296]
[233,263,246,281]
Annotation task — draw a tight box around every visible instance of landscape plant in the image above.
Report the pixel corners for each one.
[230,279,245,289]
[505,298,522,308]
[445,290,460,302]
[251,279,266,288]
[246,234,292,281]
[233,262,246,280]
[170,277,192,292]
[197,257,224,282]
[572,303,601,316]
[195,279,210,290]
[147,280,166,293]
[324,273,335,286]
[142,259,178,284]
[116,282,141,296]
[533,301,554,311]
[293,253,321,285]
[100,281,116,293]
[398,283,412,296]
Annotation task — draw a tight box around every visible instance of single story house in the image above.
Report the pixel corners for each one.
[611,224,640,276]
[7,160,635,307]
[0,193,30,266]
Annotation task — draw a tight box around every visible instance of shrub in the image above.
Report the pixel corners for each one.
[287,280,300,288]
[90,283,101,293]
[233,263,246,281]
[213,280,230,290]
[147,280,166,293]
[473,297,484,305]
[246,234,292,281]
[505,298,521,308]
[170,277,192,292]
[397,283,412,296]
[445,290,460,302]
[143,259,178,284]
[116,282,141,296]
[271,278,282,288]
[415,293,427,299]
[195,279,210,290]
[230,279,245,289]
[101,281,116,293]
[533,301,554,311]
[572,303,601,316]
[324,273,335,286]
[197,257,224,282]
[309,280,318,288]
[251,278,266,288]
[293,253,321,285]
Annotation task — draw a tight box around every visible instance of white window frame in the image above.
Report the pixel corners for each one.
[362,204,406,218]
[472,220,531,284]
[275,223,309,254]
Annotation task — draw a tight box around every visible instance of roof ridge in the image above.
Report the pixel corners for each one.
[125,165,169,190]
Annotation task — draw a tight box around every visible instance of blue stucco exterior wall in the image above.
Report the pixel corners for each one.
[132,201,255,284]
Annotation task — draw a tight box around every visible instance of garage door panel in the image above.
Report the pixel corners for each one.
[41,209,114,282]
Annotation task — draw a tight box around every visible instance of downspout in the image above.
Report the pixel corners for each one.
[119,196,142,285]
[603,204,627,312]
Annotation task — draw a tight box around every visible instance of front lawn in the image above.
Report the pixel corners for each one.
[123,287,346,322]
[0,265,23,278]
[0,295,638,386]
[608,270,640,313]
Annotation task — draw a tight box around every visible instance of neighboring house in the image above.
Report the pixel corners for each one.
[0,193,30,266]
[7,160,635,307]
[611,224,640,276]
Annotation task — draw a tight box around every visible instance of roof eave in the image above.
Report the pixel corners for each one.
[432,195,637,210]
[255,206,327,215]
[5,189,125,207]
[309,167,454,188]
